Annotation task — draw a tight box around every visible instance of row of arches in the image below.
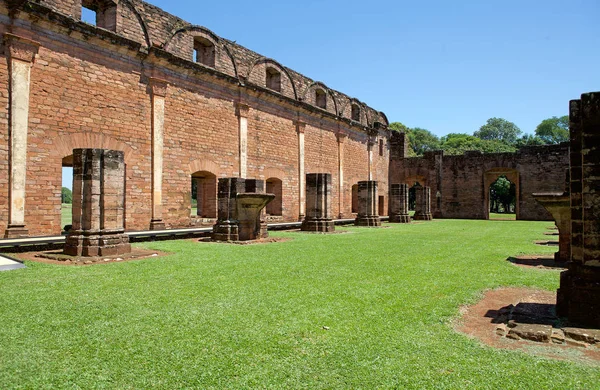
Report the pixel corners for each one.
[47,0,388,127]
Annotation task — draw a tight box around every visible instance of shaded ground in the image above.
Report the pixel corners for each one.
[456,288,600,365]
[508,255,567,270]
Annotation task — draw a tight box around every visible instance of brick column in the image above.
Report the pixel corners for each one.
[414,185,433,221]
[354,180,381,227]
[557,91,600,327]
[337,132,346,219]
[301,173,335,232]
[3,34,39,238]
[237,103,249,178]
[368,139,374,181]
[64,149,130,257]
[296,120,306,220]
[149,77,168,230]
[389,183,411,223]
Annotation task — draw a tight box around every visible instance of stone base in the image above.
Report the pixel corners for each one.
[413,213,433,221]
[64,230,131,257]
[355,216,381,227]
[301,218,335,232]
[4,225,29,238]
[259,221,268,239]
[557,264,600,328]
[212,221,239,241]
[149,219,165,231]
[389,214,411,223]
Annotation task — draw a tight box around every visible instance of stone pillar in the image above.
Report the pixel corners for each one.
[368,140,374,181]
[296,121,306,220]
[149,78,167,230]
[354,181,381,227]
[237,103,249,178]
[414,185,433,221]
[389,183,411,223]
[337,132,346,219]
[64,149,131,257]
[557,92,600,328]
[532,192,570,263]
[245,179,268,238]
[3,34,40,238]
[302,173,335,232]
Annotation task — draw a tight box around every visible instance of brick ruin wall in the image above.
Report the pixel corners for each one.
[0,0,390,235]
[389,133,570,220]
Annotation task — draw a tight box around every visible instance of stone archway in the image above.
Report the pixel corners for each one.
[484,168,519,220]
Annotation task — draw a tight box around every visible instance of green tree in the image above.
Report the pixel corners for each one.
[440,133,516,155]
[406,127,441,156]
[489,176,516,214]
[474,118,522,145]
[388,122,408,133]
[61,187,72,204]
[515,134,546,148]
[535,115,569,144]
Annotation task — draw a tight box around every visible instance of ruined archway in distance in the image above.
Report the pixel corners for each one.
[488,175,517,220]
[191,170,217,218]
[484,168,519,220]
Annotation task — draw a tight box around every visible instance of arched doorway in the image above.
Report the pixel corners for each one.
[351,184,359,213]
[61,155,73,233]
[484,168,519,220]
[191,171,217,218]
[266,177,283,217]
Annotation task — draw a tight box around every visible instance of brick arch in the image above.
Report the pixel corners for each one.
[189,159,219,175]
[262,167,286,181]
[484,167,520,219]
[246,57,298,99]
[121,0,153,49]
[404,175,427,187]
[52,132,136,164]
[300,81,339,115]
[339,97,367,125]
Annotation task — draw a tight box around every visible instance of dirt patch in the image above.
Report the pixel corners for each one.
[14,248,170,266]
[194,237,292,245]
[508,255,567,270]
[455,288,600,365]
[293,229,354,235]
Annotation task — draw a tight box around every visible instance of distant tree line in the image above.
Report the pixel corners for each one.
[389,115,568,157]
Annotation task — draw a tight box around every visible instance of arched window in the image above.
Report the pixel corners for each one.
[351,104,361,122]
[266,67,281,92]
[191,171,217,218]
[266,178,283,216]
[81,0,117,31]
[315,89,327,109]
[194,37,215,67]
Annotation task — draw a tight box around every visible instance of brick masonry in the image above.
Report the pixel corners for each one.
[389,133,570,220]
[0,0,389,235]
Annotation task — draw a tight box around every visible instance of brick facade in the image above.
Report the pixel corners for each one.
[0,0,389,235]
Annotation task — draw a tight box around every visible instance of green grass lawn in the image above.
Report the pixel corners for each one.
[1,220,599,388]
[489,212,517,220]
[61,203,72,230]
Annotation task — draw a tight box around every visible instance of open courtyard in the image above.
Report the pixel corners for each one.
[2,219,599,388]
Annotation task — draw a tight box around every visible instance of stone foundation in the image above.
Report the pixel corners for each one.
[355,181,381,227]
[556,91,600,328]
[413,185,432,221]
[389,183,411,223]
[302,173,335,232]
[64,149,130,257]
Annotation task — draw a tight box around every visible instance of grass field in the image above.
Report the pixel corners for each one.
[61,203,72,230]
[489,212,517,220]
[1,220,598,388]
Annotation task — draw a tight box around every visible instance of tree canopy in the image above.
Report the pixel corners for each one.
[535,115,569,144]
[61,187,72,204]
[474,117,522,144]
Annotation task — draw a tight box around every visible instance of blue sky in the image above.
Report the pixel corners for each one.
[141,0,599,137]
[69,1,599,189]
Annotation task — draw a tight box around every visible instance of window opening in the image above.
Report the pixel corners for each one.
[315,89,327,109]
[266,67,281,92]
[351,104,360,122]
[194,37,216,67]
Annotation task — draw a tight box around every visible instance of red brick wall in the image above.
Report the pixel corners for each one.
[390,141,570,221]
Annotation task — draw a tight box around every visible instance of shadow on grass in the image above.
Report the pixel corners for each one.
[507,256,567,269]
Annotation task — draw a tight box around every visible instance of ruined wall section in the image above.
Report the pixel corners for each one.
[0,17,8,233]
[390,136,569,220]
